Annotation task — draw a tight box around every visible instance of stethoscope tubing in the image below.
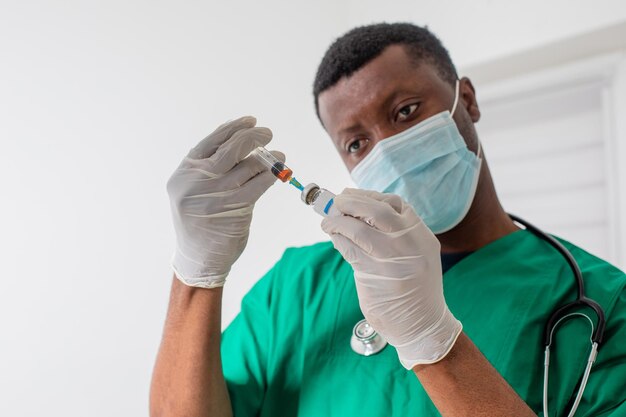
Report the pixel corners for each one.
[509,214,606,417]
[508,214,606,346]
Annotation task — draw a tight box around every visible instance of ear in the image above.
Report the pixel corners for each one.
[459,77,481,123]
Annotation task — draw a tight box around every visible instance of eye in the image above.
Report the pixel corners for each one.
[346,137,369,154]
[395,103,419,122]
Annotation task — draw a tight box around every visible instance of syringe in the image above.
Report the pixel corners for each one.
[251,146,338,216]
[251,147,304,191]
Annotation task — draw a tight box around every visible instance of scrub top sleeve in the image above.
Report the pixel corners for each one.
[221,266,276,417]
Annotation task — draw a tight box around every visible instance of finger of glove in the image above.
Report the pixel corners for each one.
[188,116,257,159]
[327,232,368,265]
[201,126,273,176]
[341,188,404,214]
[234,168,279,204]
[321,214,377,255]
[167,150,284,212]
[221,150,286,189]
[333,192,403,233]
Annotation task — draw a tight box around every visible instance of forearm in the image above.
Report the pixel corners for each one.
[413,332,536,417]
[150,278,232,417]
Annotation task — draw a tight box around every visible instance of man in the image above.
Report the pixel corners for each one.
[150,23,626,416]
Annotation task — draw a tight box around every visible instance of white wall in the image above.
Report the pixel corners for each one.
[1,1,624,416]
[476,61,624,265]
[0,2,346,416]
[345,0,626,68]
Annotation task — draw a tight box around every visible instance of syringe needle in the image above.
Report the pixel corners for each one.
[289,177,304,191]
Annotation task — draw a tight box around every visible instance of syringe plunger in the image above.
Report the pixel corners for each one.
[251,147,293,182]
[251,147,336,215]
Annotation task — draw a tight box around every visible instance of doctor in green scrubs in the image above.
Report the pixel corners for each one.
[151,23,626,417]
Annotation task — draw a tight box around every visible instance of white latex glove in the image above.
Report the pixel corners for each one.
[321,188,463,369]
[167,116,283,288]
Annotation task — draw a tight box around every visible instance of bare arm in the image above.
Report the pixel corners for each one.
[150,278,232,417]
[413,332,536,417]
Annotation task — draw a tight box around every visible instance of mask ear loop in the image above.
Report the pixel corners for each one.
[450,79,460,117]
[449,79,481,159]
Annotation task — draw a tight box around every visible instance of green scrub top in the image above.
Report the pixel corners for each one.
[221,230,626,416]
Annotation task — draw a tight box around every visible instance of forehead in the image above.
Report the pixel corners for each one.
[318,44,447,134]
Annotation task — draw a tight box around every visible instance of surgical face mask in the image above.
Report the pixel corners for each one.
[350,80,482,234]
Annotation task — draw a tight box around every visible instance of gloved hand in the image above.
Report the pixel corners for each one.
[167,116,283,288]
[321,188,463,369]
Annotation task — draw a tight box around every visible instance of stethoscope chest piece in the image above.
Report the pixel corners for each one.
[350,319,388,356]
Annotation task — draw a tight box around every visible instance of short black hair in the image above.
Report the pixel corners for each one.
[313,22,458,118]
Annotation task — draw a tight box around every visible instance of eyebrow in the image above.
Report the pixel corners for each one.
[337,123,363,137]
[335,87,424,137]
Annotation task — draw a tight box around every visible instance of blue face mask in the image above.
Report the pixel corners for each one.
[350,80,482,234]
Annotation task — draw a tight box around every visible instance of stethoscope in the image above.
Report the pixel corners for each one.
[349,214,606,417]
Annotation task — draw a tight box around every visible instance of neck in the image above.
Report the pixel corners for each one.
[437,167,519,254]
